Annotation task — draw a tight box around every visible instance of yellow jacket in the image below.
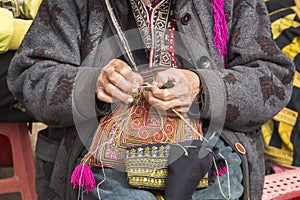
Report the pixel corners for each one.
[0,0,41,53]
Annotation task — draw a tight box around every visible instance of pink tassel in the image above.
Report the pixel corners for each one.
[217,167,228,176]
[71,164,96,193]
[212,0,228,61]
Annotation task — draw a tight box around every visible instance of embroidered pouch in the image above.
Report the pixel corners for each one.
[81,69,202,171]
[90,92,202,170]
[125,141,211,191]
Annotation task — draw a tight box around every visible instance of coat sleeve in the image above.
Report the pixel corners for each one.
[197,0,295,132]
[7,0,106,127]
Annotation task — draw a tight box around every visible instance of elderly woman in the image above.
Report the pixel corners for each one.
[8,0,294,199]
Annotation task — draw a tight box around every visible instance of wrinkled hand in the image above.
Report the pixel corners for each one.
[143,68,200,113]
[96,59,143,104]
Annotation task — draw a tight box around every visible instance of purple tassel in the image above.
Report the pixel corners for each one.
[212,0,228,61]
[71,164,96,193]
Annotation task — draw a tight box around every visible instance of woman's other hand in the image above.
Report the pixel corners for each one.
[96,59,143,104]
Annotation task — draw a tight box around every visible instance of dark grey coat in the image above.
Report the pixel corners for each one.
[7,0,294,199]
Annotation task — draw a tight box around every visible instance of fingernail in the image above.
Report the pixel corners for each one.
[127,97,134,103]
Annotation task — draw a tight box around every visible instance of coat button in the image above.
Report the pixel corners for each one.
[235,143,246,155]
[181,13,192,25]
[197,56,211,69]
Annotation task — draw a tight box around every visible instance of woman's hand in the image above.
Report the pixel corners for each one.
[143,68,201,113]
[96,59,143,104]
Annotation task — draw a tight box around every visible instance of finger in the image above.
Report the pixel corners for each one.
[151,83,192,101]
[104,81,134,104]
[96,76,115,103]
[106,70,137,93]
[96,88,114,103]
[150,86,179,101]
[106,59,143,92]
[143,91,190,111]
[97,72,133,104]
[111,59,132,78]
[111,59,140,84]
[132,72,144,87]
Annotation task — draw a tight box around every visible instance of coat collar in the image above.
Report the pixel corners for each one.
[103,0,225,69]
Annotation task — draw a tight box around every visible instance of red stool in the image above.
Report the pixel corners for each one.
[0,134,12,166]
[0,122,37,200]
[262,168,300,200]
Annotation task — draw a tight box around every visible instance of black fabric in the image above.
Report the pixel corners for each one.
[0,51,16,109]
[0,51,35,122]
[0,107,36,122]
[295,54,300,68]
[164,140,213,200]
[275,27,300,49]
[269,8,294,22]
[35,128,61,199]
[265,0,295,14]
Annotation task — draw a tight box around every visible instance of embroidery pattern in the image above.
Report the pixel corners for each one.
[226,104,240,122]
[89,69,202,170]
[230,26,241,47]
[256,35,279,56]
[129,0,176,68]
[224,73,239,85]
[260,75,285,103]
[49,74,75,106]
[40,3,62,25]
